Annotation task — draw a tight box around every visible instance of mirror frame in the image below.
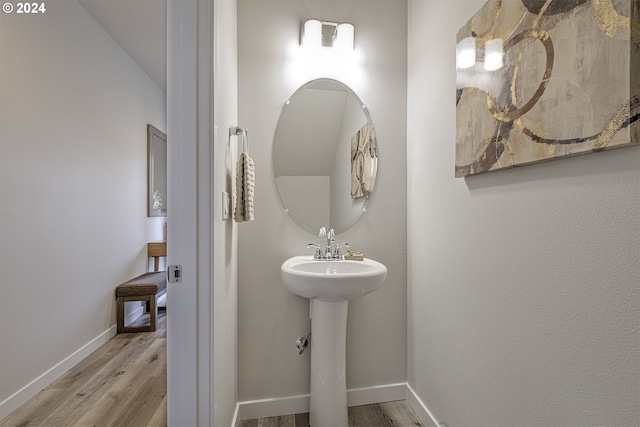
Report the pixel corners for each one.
[147,124,167,217]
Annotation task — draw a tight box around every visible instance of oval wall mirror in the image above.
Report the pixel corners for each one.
[273,78,378,235]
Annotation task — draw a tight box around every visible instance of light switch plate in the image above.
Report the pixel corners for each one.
[222,191,230,220]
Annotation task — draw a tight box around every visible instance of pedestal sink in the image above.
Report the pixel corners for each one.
[281,256,388,427]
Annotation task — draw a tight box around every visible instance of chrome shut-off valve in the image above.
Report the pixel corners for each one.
[296,332,311,354]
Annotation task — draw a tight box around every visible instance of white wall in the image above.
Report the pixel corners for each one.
[237,0,407,406]
[407,1,640,426]
[0,0,166,417]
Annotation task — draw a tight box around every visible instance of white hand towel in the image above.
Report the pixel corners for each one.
[234,152,255,222]
[243,153,255,221]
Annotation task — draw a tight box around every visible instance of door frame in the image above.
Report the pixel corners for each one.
[166,0,214,425]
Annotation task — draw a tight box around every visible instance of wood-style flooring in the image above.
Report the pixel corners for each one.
[236,400,424,427]
[0,311,167,427]
[3,311,423,427]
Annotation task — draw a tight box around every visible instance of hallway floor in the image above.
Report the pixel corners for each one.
[3,311,423,427]
[0,312,167,427]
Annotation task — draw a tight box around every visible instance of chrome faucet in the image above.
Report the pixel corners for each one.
[324,227,335,258]
[306,242,323,259]
[308,226,349,260]
[318,225,334,258]
[333,242,349,260]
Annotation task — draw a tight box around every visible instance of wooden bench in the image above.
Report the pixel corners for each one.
[115,271,166,333]
[115,241,167,334]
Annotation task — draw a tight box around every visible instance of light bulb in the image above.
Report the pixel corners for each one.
[335,23,354,51]
[302,20,322,47]
[484,38,503,71]
[456,37,476,69]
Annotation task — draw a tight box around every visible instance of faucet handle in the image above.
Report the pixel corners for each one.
[333,242,349,259]
[306,243,323,259]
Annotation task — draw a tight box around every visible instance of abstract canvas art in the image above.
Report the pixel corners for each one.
[455,0,639,177]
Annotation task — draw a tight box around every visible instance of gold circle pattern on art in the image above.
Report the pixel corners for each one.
[486,28,555,123]
[592,0,639,43]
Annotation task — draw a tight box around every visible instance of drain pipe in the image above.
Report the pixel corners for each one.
[296,332,311,354]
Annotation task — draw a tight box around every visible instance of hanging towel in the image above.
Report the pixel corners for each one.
[234,151,255,222]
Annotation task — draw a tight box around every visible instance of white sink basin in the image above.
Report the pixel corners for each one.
[281,255,388,302]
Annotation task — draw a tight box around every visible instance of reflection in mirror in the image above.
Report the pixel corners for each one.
[148,124,167,217]
[273,79,377,234]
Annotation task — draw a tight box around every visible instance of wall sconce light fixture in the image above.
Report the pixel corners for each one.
[301,19,355,50]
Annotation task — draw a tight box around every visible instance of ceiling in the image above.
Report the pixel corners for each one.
[78,0,167,92]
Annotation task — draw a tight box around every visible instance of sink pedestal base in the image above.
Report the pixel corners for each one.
[310,299,349,427]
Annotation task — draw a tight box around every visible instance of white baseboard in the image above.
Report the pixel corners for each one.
[0,325,117,421]
[237,392,309,421]
[124,302,145,326]
[157,291,167,308]
[235,383,442,426]
[236,382,408,422]
[406,383,440,427]
[231,403,240,427]
[348,382,407,407]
